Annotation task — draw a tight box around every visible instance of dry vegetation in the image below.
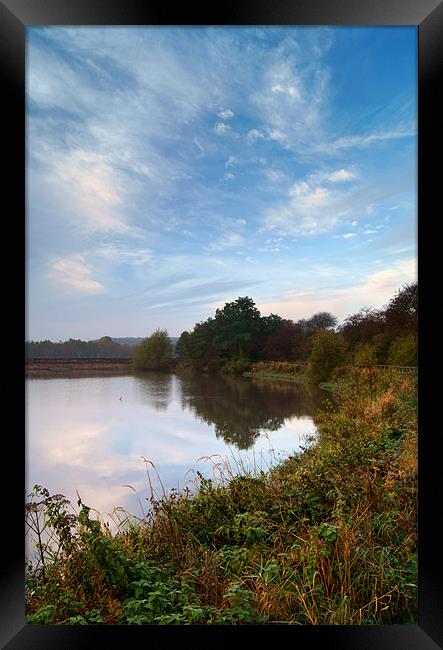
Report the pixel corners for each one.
[26,368,417,625]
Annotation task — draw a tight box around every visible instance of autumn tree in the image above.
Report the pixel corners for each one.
[262,320,300,361]
[132,329,174,371]
[384,282,417,338]
[339,307,385,345]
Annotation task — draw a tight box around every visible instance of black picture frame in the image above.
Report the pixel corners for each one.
[2,0,442,647]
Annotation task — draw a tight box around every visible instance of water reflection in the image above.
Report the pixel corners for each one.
[180,374,327,449]
[133,371,173,412]
[26,373,327,525]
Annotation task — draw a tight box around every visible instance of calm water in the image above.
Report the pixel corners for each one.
[26,372,328,523]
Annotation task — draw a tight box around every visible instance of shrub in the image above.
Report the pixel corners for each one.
[220,357,252,375]
[309,332,347,384]
[354,342,377,366]
[26,369,417,626]
[250,361,305,375]
[388,335,417,367]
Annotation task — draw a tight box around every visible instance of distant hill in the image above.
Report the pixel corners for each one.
[111,337,179,347]
[110,337,144,346]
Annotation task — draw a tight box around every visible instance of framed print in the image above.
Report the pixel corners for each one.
[2,0,442,647]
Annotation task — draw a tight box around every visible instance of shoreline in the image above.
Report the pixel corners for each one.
[25,367,417,625]
[243,369,310,385]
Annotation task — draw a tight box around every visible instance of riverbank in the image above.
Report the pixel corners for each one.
[25,357,133,378]
[26,367,417,625]
[243,360,311,386]
[243,370,310,385]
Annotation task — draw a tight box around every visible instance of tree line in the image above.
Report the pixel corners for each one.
[26,283,417,383]
[25,336,134,359]
[167,283,417,379]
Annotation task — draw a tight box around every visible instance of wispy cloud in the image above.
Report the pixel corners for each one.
[314,127,416,154]
[50,255,106,294]
[94,244,153,265]
[325,169,356,183]
[218,108,234,120]
[51,150,130,232]
[247,129,265,143]
[264,168,358,236]
[257,256,417,323]
[214,122,231,136]
[208,233,244,251]
[26,26,417,339]
[251,40,330,153]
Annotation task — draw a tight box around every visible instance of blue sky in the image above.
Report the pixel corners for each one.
[26,26,417,340]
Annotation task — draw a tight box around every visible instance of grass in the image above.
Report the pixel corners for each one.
[244,361,311,385]
[25,367,417,625]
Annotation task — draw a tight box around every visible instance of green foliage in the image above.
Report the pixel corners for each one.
[173,285,417,378]
[177,373,321,449]
[220,356,252,375]
[175,295,345,374]
[309,331,348,384]
[384,283,417,338]
[176,318,219,371]
[26,281,418,627]
[132,329,174,371]
[388,334,417,367]
[176,297,267,371]
[354,342,378,366]
[26,369,417,625]
[339,283,417,351]
[27,284,417,380]
[370,333,392,364]
[25,337,133,358]
[213,297,262,358]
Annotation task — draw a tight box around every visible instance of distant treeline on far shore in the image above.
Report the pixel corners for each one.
[25,336,179,359]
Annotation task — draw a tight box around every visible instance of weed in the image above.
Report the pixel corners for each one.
[26,368,417,625]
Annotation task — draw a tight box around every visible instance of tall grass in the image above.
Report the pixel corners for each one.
[26,368,417,625]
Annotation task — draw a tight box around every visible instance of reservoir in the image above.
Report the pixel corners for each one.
[25,372,328,524]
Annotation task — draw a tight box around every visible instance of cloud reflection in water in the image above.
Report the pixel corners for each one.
[26,373,324,524]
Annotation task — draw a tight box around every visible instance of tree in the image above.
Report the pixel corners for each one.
[370,333,392,364]
[306,312,337,332]
[339,307,385,344]
[132,329,174,371]
[262,320,299,361]
[309,331,347,384]
[384,282,417,338]
[175,331,192,361]
[388,334,417,367]
[213,297,262,358]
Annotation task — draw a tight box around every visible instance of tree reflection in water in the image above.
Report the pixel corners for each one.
[133,371,173,412]
[180,374,329,450]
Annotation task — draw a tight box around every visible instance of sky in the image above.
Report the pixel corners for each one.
[26,26,417,341]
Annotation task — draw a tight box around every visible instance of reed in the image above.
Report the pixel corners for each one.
[26,367,417,625]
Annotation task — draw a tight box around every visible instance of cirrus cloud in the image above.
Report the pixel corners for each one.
[50,255,106,294]
[264,168,358,236]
